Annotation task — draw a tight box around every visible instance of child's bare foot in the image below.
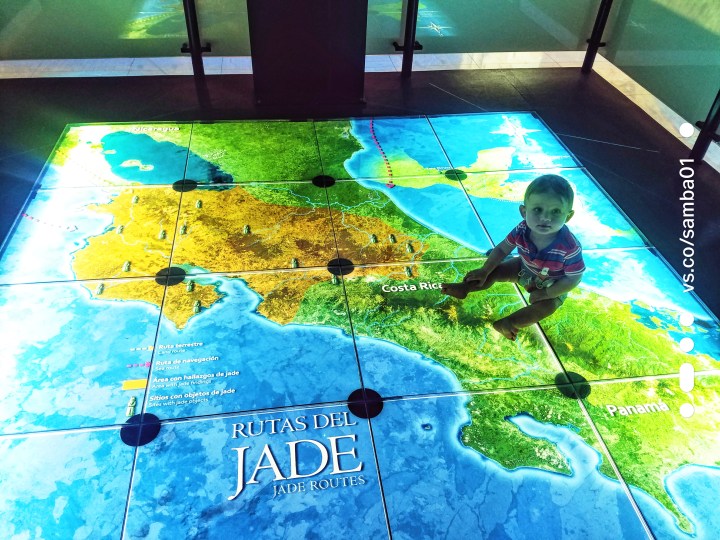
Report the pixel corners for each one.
[441,283,469,299]
[493,318,518,341]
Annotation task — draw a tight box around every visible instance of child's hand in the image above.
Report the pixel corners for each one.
[463,268,489,287]
[529,288,549,304]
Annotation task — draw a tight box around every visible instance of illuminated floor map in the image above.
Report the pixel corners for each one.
[1,114,718,539]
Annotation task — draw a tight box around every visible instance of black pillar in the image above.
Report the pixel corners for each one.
[181,0,211,109]
[181,0,210,78]
[690,89,720,162]
[247,0,368,105]
[401,0,420,78]
[582,0,614,74]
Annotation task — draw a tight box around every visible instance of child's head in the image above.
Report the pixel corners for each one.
[524,174,575,209]
[520,175,575,236]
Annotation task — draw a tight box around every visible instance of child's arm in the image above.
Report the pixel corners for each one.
[464,241,514,285]
[529,275,582,303]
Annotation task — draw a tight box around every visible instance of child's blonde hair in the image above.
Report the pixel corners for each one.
[524,174,575,209]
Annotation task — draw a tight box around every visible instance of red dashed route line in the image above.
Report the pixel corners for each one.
[369,119,395,187]
[22,213,78,232]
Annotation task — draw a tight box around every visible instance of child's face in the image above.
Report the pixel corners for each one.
[520,192,574,237]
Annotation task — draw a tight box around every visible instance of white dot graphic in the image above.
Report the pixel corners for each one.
[679,403,695,418]
[679,122,695,138]
[679,312,694,327]
[679,337,695,352]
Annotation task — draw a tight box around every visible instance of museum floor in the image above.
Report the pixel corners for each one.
[0,60,719,539]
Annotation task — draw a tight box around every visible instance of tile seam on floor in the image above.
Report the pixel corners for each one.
[5,369,718,441]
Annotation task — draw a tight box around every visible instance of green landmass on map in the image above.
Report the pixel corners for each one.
[311,122,365,180]
[244,271,351,332]
[462,376,720,532]
[50,128,81,168]
[327,179,467,257]
[186,121,325,182]
[294,261,562,390]
[541,288,717,379]
[460,389,615,478]
[585,376,720,531]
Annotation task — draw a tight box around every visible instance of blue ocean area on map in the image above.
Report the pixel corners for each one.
[345,118,642,253]
[0,189,114,283]
[0,427,133,539]
[661,465,720,538]
[0,281,155,432]
[124,406,387,539]
[427,114,578,170]
[380,396,720,540]
[149,277,374,416]
[376,396,650,539]
[508,416,719,540]
[356,180,491,254]
[581,249,717,332]
[151,273,477,414]
[101,131,188,184]
[347,117,451,175]
[78,129,231,187]
[631,302,719,359]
